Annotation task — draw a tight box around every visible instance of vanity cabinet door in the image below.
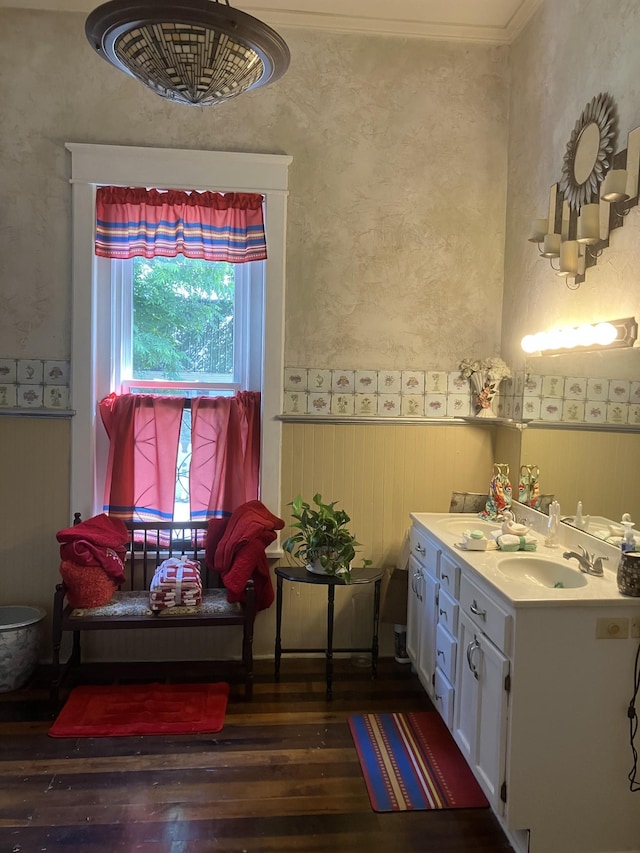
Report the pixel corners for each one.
[406,554,423,667]
[417,568,439,696]
[454,609,509,812]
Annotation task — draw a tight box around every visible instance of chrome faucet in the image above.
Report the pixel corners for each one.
[563,545,608,577]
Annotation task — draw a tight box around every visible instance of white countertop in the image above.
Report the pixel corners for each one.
[410,509,640,609]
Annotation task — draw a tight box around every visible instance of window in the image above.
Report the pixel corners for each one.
[113,254,264,519]
[118,254,263,395]
[67,143,292,536]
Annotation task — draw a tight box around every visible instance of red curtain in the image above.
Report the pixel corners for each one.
[99,392,261,522]
[189,392,261,520]
[99,393,184,522]
[95,186,267,263]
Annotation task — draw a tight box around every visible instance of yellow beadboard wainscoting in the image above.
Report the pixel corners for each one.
[0,417,71,635]
[0,415,499,665]
[494,423,523,488]
[280,421,496,567]
[276,421,498,659]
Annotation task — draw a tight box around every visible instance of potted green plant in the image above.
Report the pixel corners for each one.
[282,493,371,584]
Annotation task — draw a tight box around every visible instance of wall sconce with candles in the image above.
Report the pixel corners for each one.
[528,93,640,288]
[521,316,638,355]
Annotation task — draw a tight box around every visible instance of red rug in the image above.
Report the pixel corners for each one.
[348,711,489,811]
[49,682,230,737]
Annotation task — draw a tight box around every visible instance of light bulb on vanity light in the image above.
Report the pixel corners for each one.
[520,319,635,354]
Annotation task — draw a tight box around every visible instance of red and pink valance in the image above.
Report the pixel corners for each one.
[95,186,267,263]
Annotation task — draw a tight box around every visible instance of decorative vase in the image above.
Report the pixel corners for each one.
[617,551,640,597]
[469,372,501,418]
[307,559,329,575]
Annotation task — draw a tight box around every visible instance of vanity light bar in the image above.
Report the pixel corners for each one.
[521,317,638,355]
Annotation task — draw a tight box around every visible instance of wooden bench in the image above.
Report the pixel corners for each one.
[51,518,256,702]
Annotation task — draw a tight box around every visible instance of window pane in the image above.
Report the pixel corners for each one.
[175,408,191,522]
[132,256,235,382]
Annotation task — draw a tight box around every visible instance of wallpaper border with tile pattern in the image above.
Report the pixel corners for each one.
[284,367,640,427]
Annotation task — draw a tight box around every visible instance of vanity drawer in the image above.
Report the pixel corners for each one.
[437,587,458,635]
[459,574,512,655]
[436,621,457,684]
[438,553,461,598]
[410,525,439,573]
[434,668,454,728]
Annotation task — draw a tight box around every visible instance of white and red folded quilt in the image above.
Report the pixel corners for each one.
[149,556,202,611]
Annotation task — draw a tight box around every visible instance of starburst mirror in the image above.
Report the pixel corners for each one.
[559,92,617,211]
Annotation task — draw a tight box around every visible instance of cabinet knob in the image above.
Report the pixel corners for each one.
[441,572,449,581]
[439,608,447,619]
[470,599,487,619]
[415,543,426,555]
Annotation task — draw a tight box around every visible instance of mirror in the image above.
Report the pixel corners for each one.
[496,345,640,544]
[510,348,640,538]
[573,122,601,185]
[559,92,617,211]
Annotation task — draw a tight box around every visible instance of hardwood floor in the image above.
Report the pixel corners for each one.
[0,658,514,852]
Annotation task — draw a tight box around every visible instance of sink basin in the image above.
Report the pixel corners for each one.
[495,557,588,589]
[438,518,502,537]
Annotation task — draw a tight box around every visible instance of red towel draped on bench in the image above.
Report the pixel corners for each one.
[205,500,284,611]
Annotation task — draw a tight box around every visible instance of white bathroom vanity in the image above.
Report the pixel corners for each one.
[407,504,640,853]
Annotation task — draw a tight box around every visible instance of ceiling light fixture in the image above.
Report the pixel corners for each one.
[521,317,638,355]
[85,0,290,107]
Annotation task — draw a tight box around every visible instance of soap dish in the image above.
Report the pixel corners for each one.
[464,538,489,551]
[460,531,497,551]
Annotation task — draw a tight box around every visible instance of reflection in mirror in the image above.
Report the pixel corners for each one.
[497,323,640,543]
[573,122,601,185]
[559,511,640,549]
[517,426,640,544]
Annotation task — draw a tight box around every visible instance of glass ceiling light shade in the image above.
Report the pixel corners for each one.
[85,0,290,107]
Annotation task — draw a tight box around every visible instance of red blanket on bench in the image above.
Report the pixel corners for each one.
[57,513,129,584]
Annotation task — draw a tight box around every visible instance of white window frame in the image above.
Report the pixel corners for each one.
[66,142,292,534]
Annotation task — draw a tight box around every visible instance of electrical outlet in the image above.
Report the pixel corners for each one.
[595,617,629,639]
[632,619,640,639]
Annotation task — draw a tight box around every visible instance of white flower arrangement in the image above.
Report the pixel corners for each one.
[459,356,512,384]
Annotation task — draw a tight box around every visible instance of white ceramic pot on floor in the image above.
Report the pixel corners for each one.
[0,605,46,692]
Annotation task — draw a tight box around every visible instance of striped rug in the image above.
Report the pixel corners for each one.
[348,711,489,812]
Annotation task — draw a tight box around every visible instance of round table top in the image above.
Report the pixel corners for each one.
[275,563,383,586]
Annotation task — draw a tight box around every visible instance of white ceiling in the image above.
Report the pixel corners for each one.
[0,0,542,43]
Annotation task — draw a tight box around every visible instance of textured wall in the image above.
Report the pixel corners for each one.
[0,10,508,660]
[503,0,640,379]
[3,3,640,664]
[501,0,640,521]
[0,10,508,372]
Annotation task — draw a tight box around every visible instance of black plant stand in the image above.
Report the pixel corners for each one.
[274,564,383,699]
